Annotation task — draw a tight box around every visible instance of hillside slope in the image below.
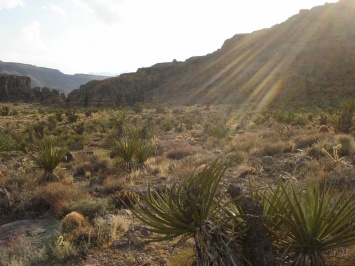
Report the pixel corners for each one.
[68,0,355,109]
[0,61,109,94]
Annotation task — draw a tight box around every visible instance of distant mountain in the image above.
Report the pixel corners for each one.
[68,0,355,109]
[0,61,109,94]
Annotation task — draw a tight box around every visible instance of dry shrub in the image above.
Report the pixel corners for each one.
[99,175,125,195]
[318,125,330,133]
[60,211,89,233]
[24,182,85,216]
[320,164,355,192]
[335,134,355,156]
[60,212,93,247]
[89,150,112,172]
[51,236,77,262]
[167,149,193,160]
[257,128,280,140]
[294,134,320,149]
[0,233,48,266]
[234,134,262,154]
[258,141,286,156]
[110,190,140,209]
[93,214,128,246]
[64,198,110,220]
[168,158,197,179]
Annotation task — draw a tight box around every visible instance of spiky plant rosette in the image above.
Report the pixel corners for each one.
[260,181,355,266]
[111,138,139,172]
[130,159,229,242]
[135,143,154,167]
[130,159,245,265]
[29,135,68,183]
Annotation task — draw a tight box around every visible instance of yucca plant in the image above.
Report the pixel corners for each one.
[29,135,68,183]
[111,138,139,172]
[130,159,244,265]
[135,143,154,169]
[110,110,128,136]
[260,181,355,265]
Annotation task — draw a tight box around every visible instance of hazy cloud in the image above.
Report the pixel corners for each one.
[72,0,123,24]
[20,20,46,50]
[0,0,25,10]
[41,4,66,18]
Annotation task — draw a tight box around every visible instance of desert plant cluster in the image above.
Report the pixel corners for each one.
[0,101,355,265]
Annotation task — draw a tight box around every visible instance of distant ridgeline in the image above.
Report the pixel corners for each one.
[68,0,355,109]
[0,74,65,104]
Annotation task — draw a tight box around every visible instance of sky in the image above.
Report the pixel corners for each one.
[0,0,338,76]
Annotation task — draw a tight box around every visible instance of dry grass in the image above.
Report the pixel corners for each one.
[0,233,48,266]
[93,214,128,246]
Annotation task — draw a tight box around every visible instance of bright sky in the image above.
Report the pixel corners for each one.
[0,0,338,75]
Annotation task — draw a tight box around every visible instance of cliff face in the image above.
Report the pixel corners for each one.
[68,0,355,109]
[0,74,33,101]
[0,74,66,104]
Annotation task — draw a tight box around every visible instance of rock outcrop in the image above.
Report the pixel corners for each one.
[0,74,66,103]
[0,74,33,101]
[0,219,60,248]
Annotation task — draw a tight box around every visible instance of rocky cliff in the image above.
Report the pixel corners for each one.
[0,74,66,103]
[68,0,355,109]
[0,74,33,101]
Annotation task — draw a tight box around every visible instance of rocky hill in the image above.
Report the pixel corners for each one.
[0,61,109,94]
[0,74,65,104]
[68,0,355,109]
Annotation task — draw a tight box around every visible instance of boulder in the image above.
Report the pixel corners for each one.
[0,219,60,248]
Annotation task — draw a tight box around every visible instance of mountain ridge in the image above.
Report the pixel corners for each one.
[67,0,355,109]
[0,61,109,94]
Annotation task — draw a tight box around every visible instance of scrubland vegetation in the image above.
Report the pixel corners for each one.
[0,101,354,265]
